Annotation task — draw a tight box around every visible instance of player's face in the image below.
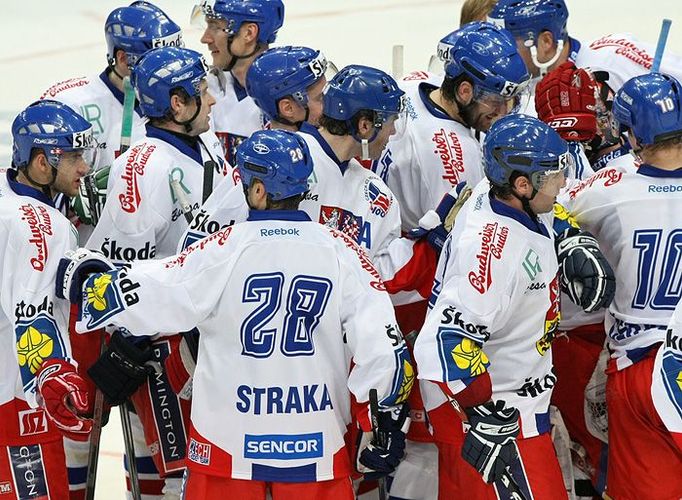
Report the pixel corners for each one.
[302,77,327,127]
[190,80,216,136]
[201,18,232,69]
[53,151,92,198]
[369,115,399,160]
[529,169,566,214]
[468,92,518,132]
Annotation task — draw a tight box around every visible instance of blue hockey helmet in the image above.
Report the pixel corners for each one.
[444,22,530,99]
[12,100,96,169]
[487,0,569,44]
[612,73,682,146]
[105,1,183,67]
[324,65,405,128]
[131,47,209,118]
[483,114,570,189]
[237,129,313,200]
[246,46,328,120]
[197,0,284,44]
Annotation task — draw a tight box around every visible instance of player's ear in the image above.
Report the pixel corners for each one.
[277,97,295,121]
[538,31,556,57]
[456,81,474,105]
[512,174,532,197]
[115,49,129,73]
[243,22,259,44]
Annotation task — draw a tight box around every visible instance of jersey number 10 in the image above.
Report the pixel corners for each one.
[632,229,682,310]
[240,273,332,358]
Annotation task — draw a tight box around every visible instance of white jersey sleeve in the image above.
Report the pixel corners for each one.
[0,171,77,407]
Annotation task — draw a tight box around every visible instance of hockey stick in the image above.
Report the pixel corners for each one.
[120,76,136,155]
[392,45,404,80]
[651,19,672,73]
[120,401,142,500]
[368,388,388,500]
[170,178,194,224]
[84,334,106,500]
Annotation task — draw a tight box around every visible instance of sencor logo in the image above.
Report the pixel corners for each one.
[244,432,323,460]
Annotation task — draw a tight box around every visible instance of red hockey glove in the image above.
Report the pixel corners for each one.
[535,61,598,142]
[36,359,93,441]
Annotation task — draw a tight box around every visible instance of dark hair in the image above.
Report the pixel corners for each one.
[441,74,474,104]
[245,178,305,210]
[489,171,525,199]
[148,87,194,127]
[319,109,376,136]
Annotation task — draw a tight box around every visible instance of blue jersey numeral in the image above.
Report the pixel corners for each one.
[241,273,332,358]
[632,229,682,310]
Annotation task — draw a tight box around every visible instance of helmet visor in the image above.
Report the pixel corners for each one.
[531,151,573,193]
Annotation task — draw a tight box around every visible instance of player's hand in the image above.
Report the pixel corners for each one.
[357,403,411,479]
[535,61,598,142]
[71,166,110,226]
[462,400,520,484]
[56,248,116,304]
[556,228,616,312]
[164,330,199,400]
[36,359,93,441]
[408,182,472,253]
[88,331,156,406]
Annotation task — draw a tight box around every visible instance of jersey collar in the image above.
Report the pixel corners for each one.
[567,37,582,63]
[419,83,459,122]
[99,70,143,117]
[637,164,682,178]
[145,125,204,165]
[6,169,55,207]
[489,191,549,237]
[247,209,312,222]
[230,73,249,101]
[299,122,350,174]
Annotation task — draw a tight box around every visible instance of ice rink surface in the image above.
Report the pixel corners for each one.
[0,0,680,497]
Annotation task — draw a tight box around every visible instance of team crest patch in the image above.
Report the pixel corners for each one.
[364,179,392,218]
[81,269,134,330]
[661,351,682,419]
[187,438,211,466]
[15,313,67,394]
[393,346,415,405]
[320,206,363,240]
[451,337,489,377]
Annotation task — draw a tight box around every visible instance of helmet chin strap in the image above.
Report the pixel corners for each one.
[223,36,262,72]
[171,96,202,134]
[20,163,57,199]
[351,128,379,161]
[529,39,565,77]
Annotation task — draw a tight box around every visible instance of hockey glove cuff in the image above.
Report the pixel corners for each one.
[462,400,520,484]
[164,330,199,400]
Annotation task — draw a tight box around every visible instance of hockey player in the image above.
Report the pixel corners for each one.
[561,73,682,499]
[192,0,285,163]
[57,129,413,499]
[0,100,97,498]
[246,45,329,130]
[414,114,614,499]
[84,46,231,498]
[42,1,184,227]
[378,21,530,233]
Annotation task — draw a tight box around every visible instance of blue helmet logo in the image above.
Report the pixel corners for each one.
[487,0,569,43]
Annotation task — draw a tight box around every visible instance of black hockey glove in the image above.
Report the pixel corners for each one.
[463,400,520,484]
[556,228,616,313]
[88,331,156,405]
[357,403,411,480]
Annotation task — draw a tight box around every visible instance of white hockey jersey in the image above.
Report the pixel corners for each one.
[40,71,147,173]
[561,164,682,370]
[0,169,76,409]
[87,126,229,263]
[207,69,265,165]
[74,211,414,482]
[575,33,682,93]
[378,74,484,232]
[415,179,560,438]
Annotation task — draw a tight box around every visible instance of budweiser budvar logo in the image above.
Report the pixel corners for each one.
[568,168,623,199]
[39,77,89,99]
[468,222,508,294]
[329,228,385,291]
[20,204,53,272]
[119,144,156,213]
[590,36,653,70]
[432,129,464,186]
[164,226,233,269]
